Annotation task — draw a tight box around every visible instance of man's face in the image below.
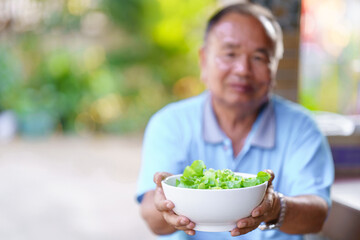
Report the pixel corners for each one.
[200,13,276,109]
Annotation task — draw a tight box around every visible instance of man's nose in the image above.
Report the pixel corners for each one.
[233,55,251,75]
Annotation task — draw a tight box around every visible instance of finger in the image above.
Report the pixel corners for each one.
[251,187,275,218]
[162,211,195,229]
[231,226,259,236]
[184,230,196,236]
[251,197,273,218]
[230,227,241,236]
[154,187,174,211]
[177,221,196,231]
[153,172,173,187]
[237,216,265,229]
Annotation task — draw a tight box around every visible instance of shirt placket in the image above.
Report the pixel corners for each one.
[223,138,237,170]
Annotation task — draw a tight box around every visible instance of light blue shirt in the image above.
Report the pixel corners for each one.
[136,91,334,240]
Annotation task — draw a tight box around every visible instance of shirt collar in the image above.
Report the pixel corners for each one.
[203,94,225,143]
[251,100,275,148]
[202,94,275,149]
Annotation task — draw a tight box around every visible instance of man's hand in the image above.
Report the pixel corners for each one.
[230,170,279,236]
[153,172,196,236]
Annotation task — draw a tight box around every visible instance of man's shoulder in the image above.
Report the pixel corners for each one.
[272,95,312,117]
[272,95,319,131]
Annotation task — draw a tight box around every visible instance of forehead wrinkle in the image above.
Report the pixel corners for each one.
[208,22,237,44]
[221,41,241,49]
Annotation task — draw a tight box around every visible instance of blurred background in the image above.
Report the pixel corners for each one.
[0,0,359,239]
[0,0,214,136]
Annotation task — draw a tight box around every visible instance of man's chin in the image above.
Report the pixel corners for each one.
[223,97,267,110]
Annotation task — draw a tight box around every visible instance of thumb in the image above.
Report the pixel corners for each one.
[264,169,275,185]
[153,172,173,188]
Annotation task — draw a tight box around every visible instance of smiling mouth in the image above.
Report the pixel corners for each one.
[228,83,254,93]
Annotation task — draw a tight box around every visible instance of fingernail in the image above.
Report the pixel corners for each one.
[166,202,172,208]
[232,229,240,236]
[180,218,188,225]
[238,222,246,228]
[187,222,195,229]
[253,210,260,217]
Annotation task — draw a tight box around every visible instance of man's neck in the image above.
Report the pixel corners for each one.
[211,98,265,156]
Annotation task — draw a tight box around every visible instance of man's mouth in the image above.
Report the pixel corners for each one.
[228,83,254,93]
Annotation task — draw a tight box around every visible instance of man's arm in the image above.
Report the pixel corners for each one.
[137,109,193,235]
[140,172,196,236]
[279,195,328,234]
[232,171,329,236]
[232,194,328,236]
[140,190,176,235]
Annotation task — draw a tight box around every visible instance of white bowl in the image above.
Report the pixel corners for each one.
[161,173,267,232]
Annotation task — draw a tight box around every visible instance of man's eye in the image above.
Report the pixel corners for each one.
[253,55,268,62]
[225,52,236,58]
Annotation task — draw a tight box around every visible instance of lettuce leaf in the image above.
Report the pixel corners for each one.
[175,160,271,189]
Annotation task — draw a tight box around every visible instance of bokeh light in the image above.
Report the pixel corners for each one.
[0,0,217,137]
[300,0,360,114]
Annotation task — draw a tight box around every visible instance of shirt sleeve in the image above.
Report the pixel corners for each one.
[282,116,334,207]
[136,107,188,203]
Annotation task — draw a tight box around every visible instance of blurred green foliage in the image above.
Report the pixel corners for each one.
[0,0,216,136]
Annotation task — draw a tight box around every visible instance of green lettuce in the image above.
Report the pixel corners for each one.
[175,160,271,189]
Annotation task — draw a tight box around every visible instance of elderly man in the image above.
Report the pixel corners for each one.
[136,2,334,240]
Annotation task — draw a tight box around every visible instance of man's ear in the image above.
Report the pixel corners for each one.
[199,46,207,83]
[270,59,279,88]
